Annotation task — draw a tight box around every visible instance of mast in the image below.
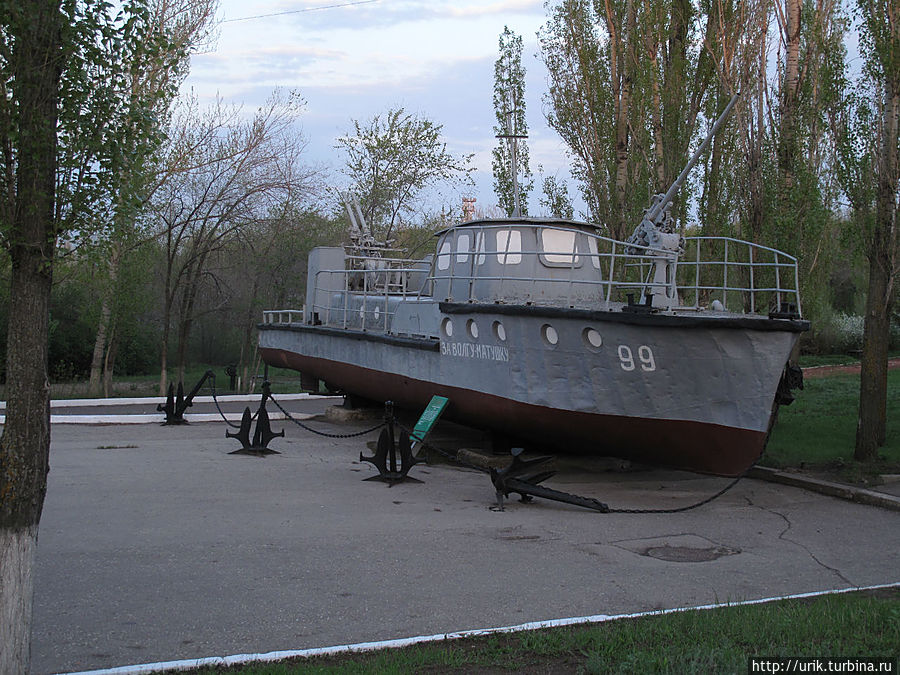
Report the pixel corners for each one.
[497,89,528,218]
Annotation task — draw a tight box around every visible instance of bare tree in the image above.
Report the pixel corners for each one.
[152,90,319,391]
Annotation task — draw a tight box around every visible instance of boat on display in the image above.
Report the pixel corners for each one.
[257,96,808,476]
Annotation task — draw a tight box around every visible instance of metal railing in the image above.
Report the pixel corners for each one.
[262,226,802,335]
[315,255,428,333]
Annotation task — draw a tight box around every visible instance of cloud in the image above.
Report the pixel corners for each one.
[438,0,543,19]
[222,0,544,32]
[180,0,579,215]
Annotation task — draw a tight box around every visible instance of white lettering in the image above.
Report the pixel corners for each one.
[439,341,509,362]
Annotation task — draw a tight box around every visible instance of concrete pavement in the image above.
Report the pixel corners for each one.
[31,401,900,674]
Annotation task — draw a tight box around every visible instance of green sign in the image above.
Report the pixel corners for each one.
[411,395,449,443]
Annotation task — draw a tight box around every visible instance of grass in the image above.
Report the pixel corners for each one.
[762,369,900,478]
[183,589,899,674]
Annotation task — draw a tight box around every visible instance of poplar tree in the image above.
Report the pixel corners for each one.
[492,26,532,217]
[0,3,62,667]
[834,0,899,460]
[0,2,177,669]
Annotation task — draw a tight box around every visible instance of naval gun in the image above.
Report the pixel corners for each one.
[625,92,740,309]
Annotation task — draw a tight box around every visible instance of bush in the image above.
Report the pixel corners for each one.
[805,312,863,355]
[806,311,900,355]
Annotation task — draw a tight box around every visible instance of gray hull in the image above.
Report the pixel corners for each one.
[259,302,804,475]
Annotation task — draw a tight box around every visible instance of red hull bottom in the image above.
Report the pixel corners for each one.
[260,347,769,477]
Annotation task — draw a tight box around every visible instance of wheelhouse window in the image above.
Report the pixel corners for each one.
[495,229,522,264]
[456,233,470,263]
[437,240,451,271]
[475,231,486,265]
[540,228,581,266]
[586,235,602,270]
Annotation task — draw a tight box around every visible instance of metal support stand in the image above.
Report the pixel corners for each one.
[490,448,609,513]
[359,401,423,484]
[158,370,214,425]
[227,380,284,455]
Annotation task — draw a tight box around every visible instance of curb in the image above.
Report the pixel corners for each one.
[748,466,900,512]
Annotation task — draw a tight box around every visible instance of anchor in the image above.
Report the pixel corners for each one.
[360,401,424,483]
[490,448,609,513]
[158,370,214,425]
[227,380,284,455]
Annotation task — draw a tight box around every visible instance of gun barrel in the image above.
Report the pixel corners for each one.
[646,92,740,224]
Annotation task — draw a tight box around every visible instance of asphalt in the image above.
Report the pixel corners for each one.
[31,399,900,675]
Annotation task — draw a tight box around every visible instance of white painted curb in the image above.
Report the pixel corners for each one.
[0,412,316,425]
[57,581,900,675]
[0,393,335,410]
[0,392,337,424]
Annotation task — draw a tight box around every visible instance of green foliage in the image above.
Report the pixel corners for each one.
[539,0,620,229]
[0,0,187,246]
[539,170,575,219]
[47,282,96,381]
[539,0,713,239]
[492,25,532,216]
[335,108,474,242]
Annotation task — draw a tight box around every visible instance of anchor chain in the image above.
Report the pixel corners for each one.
[603,469,753,514]
[208,374,258,429]
[210,379,752,512]
[267,392,386,439]
[394,420,490,475]
[395,420,754,514]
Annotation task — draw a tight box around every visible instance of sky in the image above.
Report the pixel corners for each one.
[181,0,578,219]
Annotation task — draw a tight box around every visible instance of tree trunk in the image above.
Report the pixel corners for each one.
[159,312,170,396]
[855,76,899,461]
[175,255,206,384]
[0,525,38,672]
[0,3,61,672]
[855,255,891,460]
[610,0,636,241]
[102,328,117,399]
[238,276,260,392]
[0,252,53,675]
[88,245,120,396]
[779,0,802,190]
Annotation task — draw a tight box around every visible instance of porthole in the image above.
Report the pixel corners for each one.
[582,328,602,350]
[441,317,453,337]
[541,324,558,347]
[466,319,479,339]
[492,320,506,342]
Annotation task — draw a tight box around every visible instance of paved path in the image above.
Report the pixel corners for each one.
[802,357,900,379]
[32,407,900,674]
